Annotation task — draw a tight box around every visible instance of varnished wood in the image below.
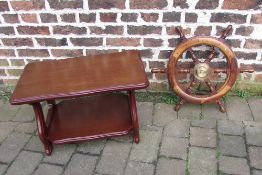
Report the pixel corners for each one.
[128,90,139,143]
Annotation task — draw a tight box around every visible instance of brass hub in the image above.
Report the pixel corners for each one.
[193,63,210,81]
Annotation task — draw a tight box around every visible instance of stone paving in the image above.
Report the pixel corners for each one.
[0,96,262,175]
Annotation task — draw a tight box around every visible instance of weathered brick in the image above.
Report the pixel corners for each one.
[20,14,38,23]
[185,13,198,22]
[144,38,163,47]
[168,38,179,47]
[17,26,50,35]
[130,0,167,9]
[166,26,191,35]
[53,26,86,35]
[227,39,242,48]
[51,49,83,57]
[36,38,67,47]
[140,49,154,58]
[88,0,125,9]
[141,13,159,22]
[236,26,254,36]
[0,1,9,11]
[255,74,262,82]
[194,26,212,35]
[0,27,15,35]
[2,14,19,23]
[47,0,83,9]
[89,26,123,35]
[211,13,247,24]
[251,13,262,24]
[0,49,15,57]
[158,50,172,59]
[10,59,25,66]
[85,49,118,56]
[244,39,262,49]
[79,13,96,23]
[100,13,117,22]
[0,69,6,76]
[40,13,57,23]
[121,13,138,22]
[0,59,9,66]
[216,26,233,36]
[195,0,219,9]
[241,63,262,72]
[18,49,49,58]
[61,14,75,23]
[163,12,181,22]
[222,0,260,10]
[2,38,33,47]
[128,25,162,35]
[173,0,188,8]
[106,38,140,46]
[235,51,257,60]
[10,0,45,11]
[71,38,103,46]
[7,69,23,76]
[149,61,165,69]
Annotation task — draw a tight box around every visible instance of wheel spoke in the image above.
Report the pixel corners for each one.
[204,47,216,63]
[177,68,191,73]
[186,76,197,93]
[205,80,216,93]
[214,69,227,73]
[187,49,200,64]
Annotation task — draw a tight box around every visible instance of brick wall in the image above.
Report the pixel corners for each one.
[0,0,261,90]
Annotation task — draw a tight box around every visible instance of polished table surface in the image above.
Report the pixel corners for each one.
[10,50,149,105]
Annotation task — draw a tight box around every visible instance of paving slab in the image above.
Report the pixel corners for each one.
[160,136,188,160]
[129,130,161,163]
[219,156,250,175]
[218,120,244,135]
[219,135,247,157]
[33,164,63,175]
[153,103,177,126]
[12,105,35,122]
[0,102,19,121]
[77,139,106,155]
[190,127,216,148]
[248,98,262,122]
[163,119,190,138]
[226,97,253,121]
[188,147,216,175]
[43,144,76,165]
[245,122,262,146]
[15,122,36,134]
[253,170,262,175]
[124,161,154,175]
[111,133,133,143]
[202,103,228,120]
[0,122,18,143]
[96,141,131,175]
[137,102,153,126]
[178,104,201,120]
[0,132,31,163]
[25,136,44,153]
[5,151,42,175]
[191,119,216,129]
[249,146,262,170]
[64,154,97,175]
[155,158,186,175]
[0,164,7,175]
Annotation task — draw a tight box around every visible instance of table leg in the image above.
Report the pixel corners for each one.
[32,103,52,155]
[128,90,139,143]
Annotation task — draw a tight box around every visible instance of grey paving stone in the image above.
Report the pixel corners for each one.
[140,125,163,132]
[137,102,153,126]
[249,146,262,170]
[219,135,247,157]
[202,103,228,120]
[153,103,177,126]
[64,154,97,175]
[155,158,186,175]
[12,105,35,122]
[191,119,216,129]
[226,97,253,121]
[111,133,133,143]
[178,104,201,120]
[0,132,31,163]
[219,156,250,175]
[43,144,76,165]
[0,164,7,175]
[96,141,131,175]
[218,120,244,135]
[25,136,44,153]
[77,139,106,154]
[0,122,18,143]
[33,164,63,175]
[253,170,262,175]
[5,151,42,175]
[15,122,36,134]
[190,127,216,148]
[124,161,154,175]
[188,147,216,175]
[163,119,190,138]
[245,122,262,146]
[129,130,161,163]
[248,98,262,122]
[160,136,188,160]
[0,102,19,121]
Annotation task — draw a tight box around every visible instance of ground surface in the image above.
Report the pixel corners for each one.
[0,96,262,175]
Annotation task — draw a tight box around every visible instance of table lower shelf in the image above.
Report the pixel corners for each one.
[46,93,133,144]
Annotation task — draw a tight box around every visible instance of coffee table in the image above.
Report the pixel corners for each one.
[10,50,149,155]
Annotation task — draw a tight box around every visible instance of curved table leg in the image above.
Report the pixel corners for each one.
[32,103,52,155]
[128,90,139,143]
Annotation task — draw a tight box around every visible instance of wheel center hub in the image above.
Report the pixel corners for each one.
[193,63,210,80]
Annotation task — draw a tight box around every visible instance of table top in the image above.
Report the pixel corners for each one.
[10,50,149,105]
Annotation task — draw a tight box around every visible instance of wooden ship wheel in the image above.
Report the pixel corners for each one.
[152,25,254,112]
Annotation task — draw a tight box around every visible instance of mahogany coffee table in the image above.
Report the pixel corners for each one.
[10,50,149,155]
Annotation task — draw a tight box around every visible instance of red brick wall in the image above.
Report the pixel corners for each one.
[0,0,261,89]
